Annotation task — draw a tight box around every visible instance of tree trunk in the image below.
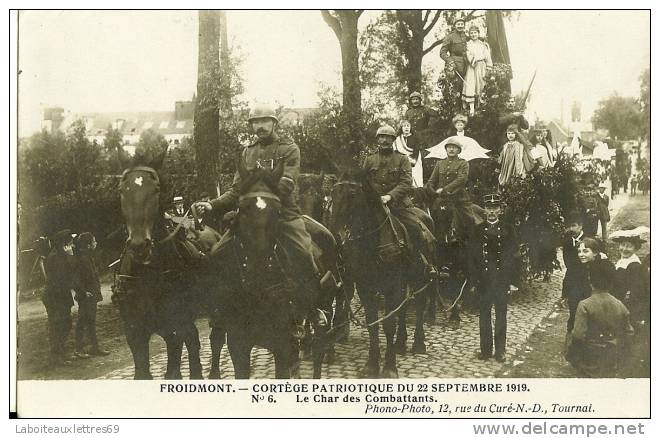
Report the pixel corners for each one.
[322,10,363,167]
[397,10,425,95]
[339,15,362,163]
[194,10,221,196]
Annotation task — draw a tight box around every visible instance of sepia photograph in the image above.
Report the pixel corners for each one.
[11,7,651,419]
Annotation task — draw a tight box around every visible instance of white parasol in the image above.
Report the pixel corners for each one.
[426,135,491,161]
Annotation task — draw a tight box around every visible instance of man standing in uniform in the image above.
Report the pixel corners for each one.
[363,124,437,278]
[43,229,77,366]
[439,17,468,78]
[194,104,327,328]
[404,91,441,152]
[469,194,517,362]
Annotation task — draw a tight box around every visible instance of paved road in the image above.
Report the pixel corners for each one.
[102,185,633,380]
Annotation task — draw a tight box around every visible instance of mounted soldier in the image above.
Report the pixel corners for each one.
[194,104,328,331]
[363,124,437,279]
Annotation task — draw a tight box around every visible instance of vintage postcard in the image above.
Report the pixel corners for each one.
[11,7,651,422]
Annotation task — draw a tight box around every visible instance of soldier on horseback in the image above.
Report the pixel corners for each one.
[194,104,328,331]
[363,124,437,279]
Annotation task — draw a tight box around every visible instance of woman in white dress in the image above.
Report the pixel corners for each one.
[462,26,493,116]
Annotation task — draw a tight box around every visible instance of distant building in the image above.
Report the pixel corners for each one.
[43,100,195,147]
[279,107,318,127]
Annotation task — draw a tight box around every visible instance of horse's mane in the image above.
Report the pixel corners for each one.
[339,167,382,209]
[238,168,281,196]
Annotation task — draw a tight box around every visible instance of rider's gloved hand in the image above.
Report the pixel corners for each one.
[194,202,213,215]
[380,195,392,204]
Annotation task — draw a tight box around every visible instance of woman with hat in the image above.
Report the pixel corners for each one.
[611,227,649,327]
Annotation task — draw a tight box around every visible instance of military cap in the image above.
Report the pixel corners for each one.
[409,91,423,100]
[564,212,584,226]
[173,196,184,202]
[376,124,397,138]
[483,193,502,207]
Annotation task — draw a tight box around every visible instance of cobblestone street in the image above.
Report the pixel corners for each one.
[103,271,564,380]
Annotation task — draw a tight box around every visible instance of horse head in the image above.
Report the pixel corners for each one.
[117,144,167,265]
[329,167,380,237]
[236,156,284,262]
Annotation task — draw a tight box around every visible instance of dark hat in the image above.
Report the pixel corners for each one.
[534,121,547,132]
[51,229,73,247]
[506,124,519,132]
[483,193,502,207]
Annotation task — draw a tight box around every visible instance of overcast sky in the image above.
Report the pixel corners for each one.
[17,10,649,136]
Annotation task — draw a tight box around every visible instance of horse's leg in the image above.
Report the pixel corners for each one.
[358,288,380,378]
[208,323,226,379]
[411,279,428,354]
[184,323,203,380]
[163,332,183,380]
[394,300,408,355]
[426,278,438,325]
[227,331,251,379]
[274,342,295,379]
[381,279,401,378]
[124,321,152,380]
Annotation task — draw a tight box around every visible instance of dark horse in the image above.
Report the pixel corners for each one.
[207,159,340,379]
[330,168,431,378]
[115,148,207,379]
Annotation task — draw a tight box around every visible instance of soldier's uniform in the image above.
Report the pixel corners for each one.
[468,197,517,361]
[209,131,322,318]
[439,30,469,77]
[404,92,441,150]
[363,143,436,270]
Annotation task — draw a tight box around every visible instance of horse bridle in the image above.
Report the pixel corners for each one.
[332,180,391,243]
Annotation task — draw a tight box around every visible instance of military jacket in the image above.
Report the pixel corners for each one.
[404,106,440,135]
[210,133,301,217]
[426,157,469,201]
[468,220,517,291]
[363,149,413,209]
[440,31,468,60]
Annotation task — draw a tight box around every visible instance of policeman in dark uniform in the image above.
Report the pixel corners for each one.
[469,194,517,362]
[43,229,77,366]
[363,124,437,277]
[194,104,327,327]
[439,17,468,77]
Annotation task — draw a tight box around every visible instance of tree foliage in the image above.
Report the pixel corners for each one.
[592,93,642,140]
[639,68,650,141]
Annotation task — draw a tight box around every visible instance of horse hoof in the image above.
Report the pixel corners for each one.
[394,341,407,355]
[411,342,427,354]
[381,367,399,379]
[448,318,461,330]
[359,364,380,379]
[324,349,336,365]
[165,372,182,380]
[190,372,204,380]
[134,373,153,380]
[208,369,221,379]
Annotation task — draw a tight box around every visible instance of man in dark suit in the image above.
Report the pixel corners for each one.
[43,229,77,366]
[469,194,518,362]
[597,184,610,240]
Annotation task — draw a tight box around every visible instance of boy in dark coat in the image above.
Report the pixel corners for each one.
[74,232,110,357]
[561,213,590,333]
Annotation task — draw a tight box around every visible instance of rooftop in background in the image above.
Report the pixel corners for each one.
[42,100,195,146]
